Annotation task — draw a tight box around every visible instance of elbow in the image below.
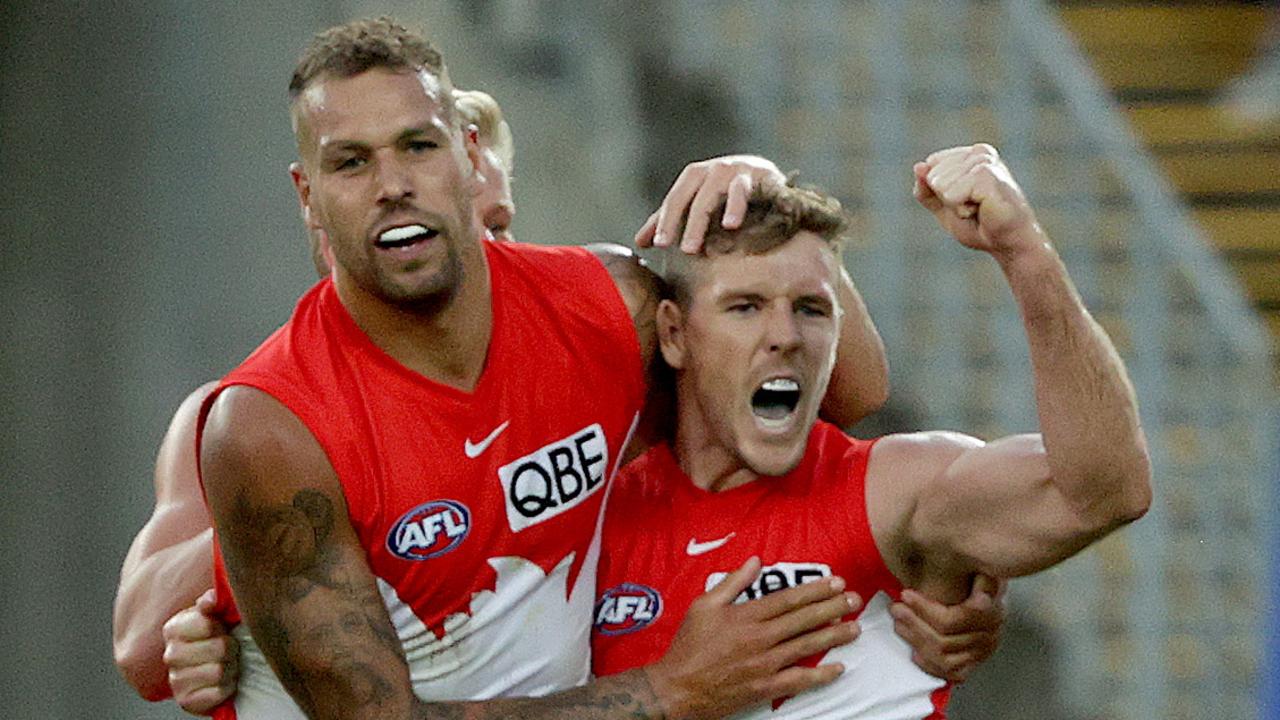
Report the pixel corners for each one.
[1093,448,1153,529]
[1117,454,1153,523]
[113,634,172,701]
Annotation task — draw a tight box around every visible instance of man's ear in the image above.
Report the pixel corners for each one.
[656,299,687,370]
[463,123,485,196]
[289,161,321,231]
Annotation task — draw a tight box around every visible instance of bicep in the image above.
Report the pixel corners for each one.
[201,387,416,719]
[122,382,220,572]
[914,433,1097,578]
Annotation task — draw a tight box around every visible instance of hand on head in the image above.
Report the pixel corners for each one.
[636,155,787,253]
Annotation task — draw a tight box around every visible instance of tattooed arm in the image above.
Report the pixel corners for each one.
[202,386,857,720]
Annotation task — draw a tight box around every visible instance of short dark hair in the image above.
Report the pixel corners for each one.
[289,17,450,114]
[663,182,849,308]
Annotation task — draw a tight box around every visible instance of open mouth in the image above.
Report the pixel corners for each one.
[376,224,439,250]
[751,377,801,422]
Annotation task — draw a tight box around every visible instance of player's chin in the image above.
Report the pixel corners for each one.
[738,434,806,478]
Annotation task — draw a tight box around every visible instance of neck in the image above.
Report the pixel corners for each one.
[336,235,492,391]
[672,380,760,493]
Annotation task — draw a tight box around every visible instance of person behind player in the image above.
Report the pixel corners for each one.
[592,144,1152,719]
[111,86,522,711]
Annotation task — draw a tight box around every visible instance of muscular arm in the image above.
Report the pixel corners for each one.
[917,245,1149,579]
[113,381,219,699]
[875,146,1151,595]
[204,386,854,720]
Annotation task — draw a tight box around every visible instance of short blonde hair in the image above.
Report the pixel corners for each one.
[453,89,514,173]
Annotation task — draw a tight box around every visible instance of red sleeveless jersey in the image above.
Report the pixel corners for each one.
[202,241,645,718]
[592,421,950,720]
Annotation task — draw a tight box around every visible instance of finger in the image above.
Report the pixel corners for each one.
[163,607,216,641]
[932,165,984,212]
[170,659,228,692]
[655,165,704,248]
[913,163,943,212]
[703,556,762,605]
[900,588,988,634]
[971,573,1003,597]
[767,619,859,670]
[926,153,985,203]
[176,684,235,716]
[722,172,754,229]
[912,649,978,684]
[679,180,724,253]
[759,661,844,700]
[196,587,218,614]
[165,638,228,669]
[742,574,847,621]
[634,211,659,247]
[764,592,861,643]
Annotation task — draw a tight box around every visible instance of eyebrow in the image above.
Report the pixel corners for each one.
[319,124,447,154]
[718,291,767,304]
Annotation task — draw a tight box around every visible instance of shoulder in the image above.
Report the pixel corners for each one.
[200,386,334,500]
[866,430,986,498]
[152,380,222,501]
[864,431,986,577]
[161,380,222,458]
[871,430,985,470]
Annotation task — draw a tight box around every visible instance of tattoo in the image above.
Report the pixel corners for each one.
[439,669,664,720]
[221,488,405,718]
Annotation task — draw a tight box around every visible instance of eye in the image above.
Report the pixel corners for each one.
[797,303,830,318]
[407,139,439,153]
[334,156,365,171]
[727,301,759,315]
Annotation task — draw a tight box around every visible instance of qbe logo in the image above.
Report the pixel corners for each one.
[386,500,471,561]
[497,423,608,532]
[594,583,662,636]
[706,562,832,604]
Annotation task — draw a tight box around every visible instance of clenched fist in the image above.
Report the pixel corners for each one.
[912,144,1045,259]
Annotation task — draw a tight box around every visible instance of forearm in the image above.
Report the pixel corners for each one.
[998,237,1151,520]
[113,527,215,699]
[821,268,889,427]
[413,670,664,720]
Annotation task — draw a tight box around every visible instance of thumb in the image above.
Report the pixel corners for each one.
[705,556,761,606]
[196,587,218,615]
[912,162,943,213]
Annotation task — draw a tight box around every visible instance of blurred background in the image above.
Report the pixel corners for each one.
[2,0,1277,718]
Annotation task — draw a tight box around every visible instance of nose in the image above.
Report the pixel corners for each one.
[374,152,414,205]
[763,303,801,353]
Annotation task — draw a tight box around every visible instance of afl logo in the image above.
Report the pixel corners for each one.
[387,500,471,561]
[594,583,662,636]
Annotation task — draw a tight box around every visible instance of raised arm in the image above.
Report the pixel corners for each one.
[203,386,858,720]
[876,145,1151,593]
[113,381,221,700]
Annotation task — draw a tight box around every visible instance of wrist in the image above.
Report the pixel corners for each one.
[991,224,1057,276]
[641,663,686,720]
